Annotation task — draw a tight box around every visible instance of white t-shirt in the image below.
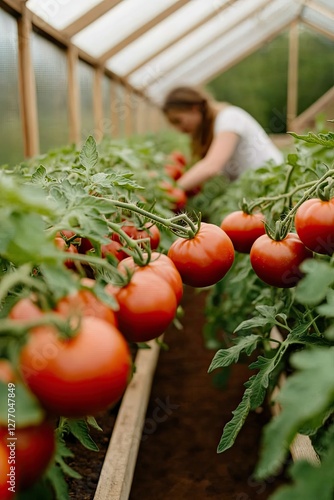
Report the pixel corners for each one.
[214,106,284,180]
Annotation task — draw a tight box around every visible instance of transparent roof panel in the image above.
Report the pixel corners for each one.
[106,0,219,76]
[302,6,334,34]
[72,0,178,58]
[27,0,103,31]
[312,0,334,11]
[146,0,299,103]
[129,0,270,88]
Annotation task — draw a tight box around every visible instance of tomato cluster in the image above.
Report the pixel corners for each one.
[220,198,334,288]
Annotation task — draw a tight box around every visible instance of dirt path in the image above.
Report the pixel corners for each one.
[130,287,285,500]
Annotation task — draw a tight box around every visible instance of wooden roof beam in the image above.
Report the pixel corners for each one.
[62,0,123,38]
[98,0,189,64]
[124,0,240,77]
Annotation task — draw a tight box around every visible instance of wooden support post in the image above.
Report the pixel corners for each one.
[124,85,133,137]
[94,66,104,142]
[17,3,39,157]
[110,80,120,138]
[67,45,80,145]
[287,21,299,130]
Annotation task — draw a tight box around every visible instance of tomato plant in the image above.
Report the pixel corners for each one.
[250,233,312,288]
[19,317,132,417]
[168,222,234,287]
[220,210,265,253]
[54,237,78,269]
[294,197,334,255]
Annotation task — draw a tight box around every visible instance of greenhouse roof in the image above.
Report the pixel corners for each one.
[20,0,334,103]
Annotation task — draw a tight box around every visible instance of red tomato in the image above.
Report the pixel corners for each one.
[0,422,55,489]
[9,298,43,321]
[0,360,15,384]
[164,163,183,180]
[108,271,177,343]
[220,211,266,253]
[54,237,78,269]
[0,440,15,499]
[250,233,312,288]
[19,317,132,417]
[78,237,94,254]
[141,224,160,250]
[56,279,118,327]
[118,252,183,305]
[170,151,187,167]
[101,240,127,261]
[161,182,187,212]
[167,223,234,287]
[294,198,334,255]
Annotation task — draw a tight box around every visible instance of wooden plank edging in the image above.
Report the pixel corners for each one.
[93,338,162,500]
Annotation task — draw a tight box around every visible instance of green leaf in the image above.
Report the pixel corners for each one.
[31,165,47,184]
[86,416,103,432]
[79,136,98,171]
[234,316,273,332]
[288,131,334,148]
[295,260,334,306]
[46,463,70,500]
[0,381,45,427]
[269,442,334,500]
[208,334,261,372]
[217,373,266,453]
[317,289,334,318]
[67,418,99,451]
[255,347,334,479]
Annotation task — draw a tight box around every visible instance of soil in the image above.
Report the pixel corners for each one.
[66,286,286,500]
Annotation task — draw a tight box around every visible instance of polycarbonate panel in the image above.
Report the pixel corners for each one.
[31,32,69,153]
[0,8,24,166]
[313,0,334,11]
[302,7,334,35]
[78,60,95,141]
[130,0,268,89]
[102,75,111,135]
[73,0,178,58]
[145,0,299,102]
[27,0,103,30]
[106,0,227,76]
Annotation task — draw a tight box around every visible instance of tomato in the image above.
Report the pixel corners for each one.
[141,223,160,250]
[118,252,183,305]
[56,279,118,327]
[170,151,187,167]
[164,163,183,180]
[1,422,55,489]
[0,440,15,499]
[78,237,94,254]
[161,182,187,212]
[220,211,266,253]
[0,360,15,384]
[111,223,160,250]
[54,237,78,269]
[294,198,334,255]
[101,240,127,261]
[9,297,43,321]
[250,233,312,288]
[19,317,132,417]
[167,223,234,287]
[107,271,177,343]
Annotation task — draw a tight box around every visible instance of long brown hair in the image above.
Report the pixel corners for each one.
[162,86,222,160]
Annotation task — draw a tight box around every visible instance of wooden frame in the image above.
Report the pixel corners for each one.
[62,0,123,38]
[17,2,39,157]
[287,21,299,129]
[67,45,80,145]
[142,0,272,89]
[93,339,162,500]
[98,0,189,64]
[124,0,240,77]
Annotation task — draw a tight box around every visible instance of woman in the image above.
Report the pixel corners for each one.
[162,86,284,192]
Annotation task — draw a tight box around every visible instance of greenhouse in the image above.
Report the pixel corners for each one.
[0,0,333,499]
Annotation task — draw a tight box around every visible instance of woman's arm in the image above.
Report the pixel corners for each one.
[177,131,239,191]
